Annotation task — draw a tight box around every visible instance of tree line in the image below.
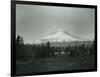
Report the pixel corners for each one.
[16,35,95,62]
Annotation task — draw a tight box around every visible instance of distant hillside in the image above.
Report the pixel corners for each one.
[50,41,93,47]
[36,41,93,47]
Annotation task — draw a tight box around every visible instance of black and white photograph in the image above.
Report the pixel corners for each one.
[11,1,97,76]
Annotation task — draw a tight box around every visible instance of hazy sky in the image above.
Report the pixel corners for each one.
[16,4,95,44]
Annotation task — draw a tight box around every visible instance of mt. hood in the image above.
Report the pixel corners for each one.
[34,29,82,44]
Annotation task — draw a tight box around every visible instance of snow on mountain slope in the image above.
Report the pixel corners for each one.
[33,29,82,44]
[40,29,82,43]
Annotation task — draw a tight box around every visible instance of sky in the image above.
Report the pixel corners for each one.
[16,4,95,44]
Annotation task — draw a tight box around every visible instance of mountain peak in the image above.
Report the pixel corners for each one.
[41,29,82,43]
[57,29,63,32]
[33,28,82,44]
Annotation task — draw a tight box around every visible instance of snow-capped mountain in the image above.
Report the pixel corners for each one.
[33,29,82,44]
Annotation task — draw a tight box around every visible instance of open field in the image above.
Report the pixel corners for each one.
[16,54,96,75]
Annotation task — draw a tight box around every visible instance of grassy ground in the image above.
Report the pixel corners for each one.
[15,55,96,75]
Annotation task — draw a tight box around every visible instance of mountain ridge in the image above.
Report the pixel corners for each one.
[33,29,83,44]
